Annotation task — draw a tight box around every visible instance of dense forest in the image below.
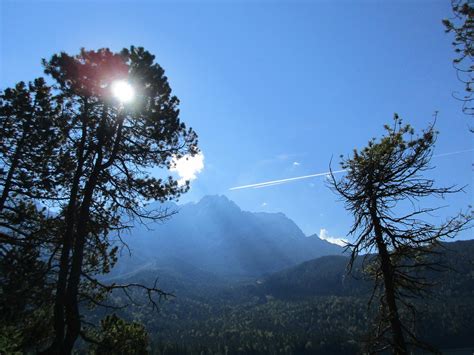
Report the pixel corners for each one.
[92,240,474,354]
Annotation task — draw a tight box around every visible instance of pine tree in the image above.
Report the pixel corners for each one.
[443,0,473,120]
[0,46,199,353]
[329,115,471,354]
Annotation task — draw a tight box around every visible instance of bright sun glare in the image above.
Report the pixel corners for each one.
[111,80,135,103]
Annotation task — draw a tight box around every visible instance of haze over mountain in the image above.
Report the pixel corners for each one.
[113,195,344,279]
[251,239,474,301]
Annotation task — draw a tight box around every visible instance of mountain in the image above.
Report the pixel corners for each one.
[252,239,474,300]
[113,195,344,279]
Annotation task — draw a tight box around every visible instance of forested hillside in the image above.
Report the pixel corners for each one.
[100,240,474,354]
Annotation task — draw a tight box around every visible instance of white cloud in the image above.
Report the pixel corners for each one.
[319,228,348,247]
[170,152,204,186]
[293,161,300,166]
[261,202,268,207]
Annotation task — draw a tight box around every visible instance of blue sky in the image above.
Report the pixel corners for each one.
[1,0,472,242]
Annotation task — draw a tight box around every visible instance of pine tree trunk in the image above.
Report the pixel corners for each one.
[43,108,89,355]
[370,203,408,355]
[63,156,102,352]
[47,107,123,353]
[47,160,83,354]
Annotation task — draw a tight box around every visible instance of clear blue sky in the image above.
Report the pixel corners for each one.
[1,0,472,242]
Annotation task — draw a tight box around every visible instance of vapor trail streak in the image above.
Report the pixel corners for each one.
[433,148,474,158]
[229,148,473,191]
[229,170,346,190]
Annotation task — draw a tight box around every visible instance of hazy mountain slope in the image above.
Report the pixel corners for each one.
[253,239,474,300]
[114,195,344,278]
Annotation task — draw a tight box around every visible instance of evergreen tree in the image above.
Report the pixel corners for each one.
[0,46,199,353]
[0,78,63,213]
[89,314,149,355]
[329,115,471,354]
[43,47,198,353]
[0,77,63,352]
[443,0,473,120]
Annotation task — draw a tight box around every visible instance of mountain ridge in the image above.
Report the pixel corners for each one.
[251,239,474,300]
[113,195,344,279]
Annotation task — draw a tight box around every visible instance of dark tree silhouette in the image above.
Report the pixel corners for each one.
[0,78,64,247]
[329,115,471,354]
[0,47,198,353]
[43,47,198,353]
[443,0,473,122]
[0,78,63,213]
[0,78,65,352]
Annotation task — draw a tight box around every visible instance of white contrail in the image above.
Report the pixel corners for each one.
[433,148,474,158]
[229,148,473,191]
[229,170,346,190]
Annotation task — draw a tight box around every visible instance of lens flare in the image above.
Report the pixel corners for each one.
[111,80,134,103]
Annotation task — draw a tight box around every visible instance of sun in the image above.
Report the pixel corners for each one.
[111,80,135,103]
